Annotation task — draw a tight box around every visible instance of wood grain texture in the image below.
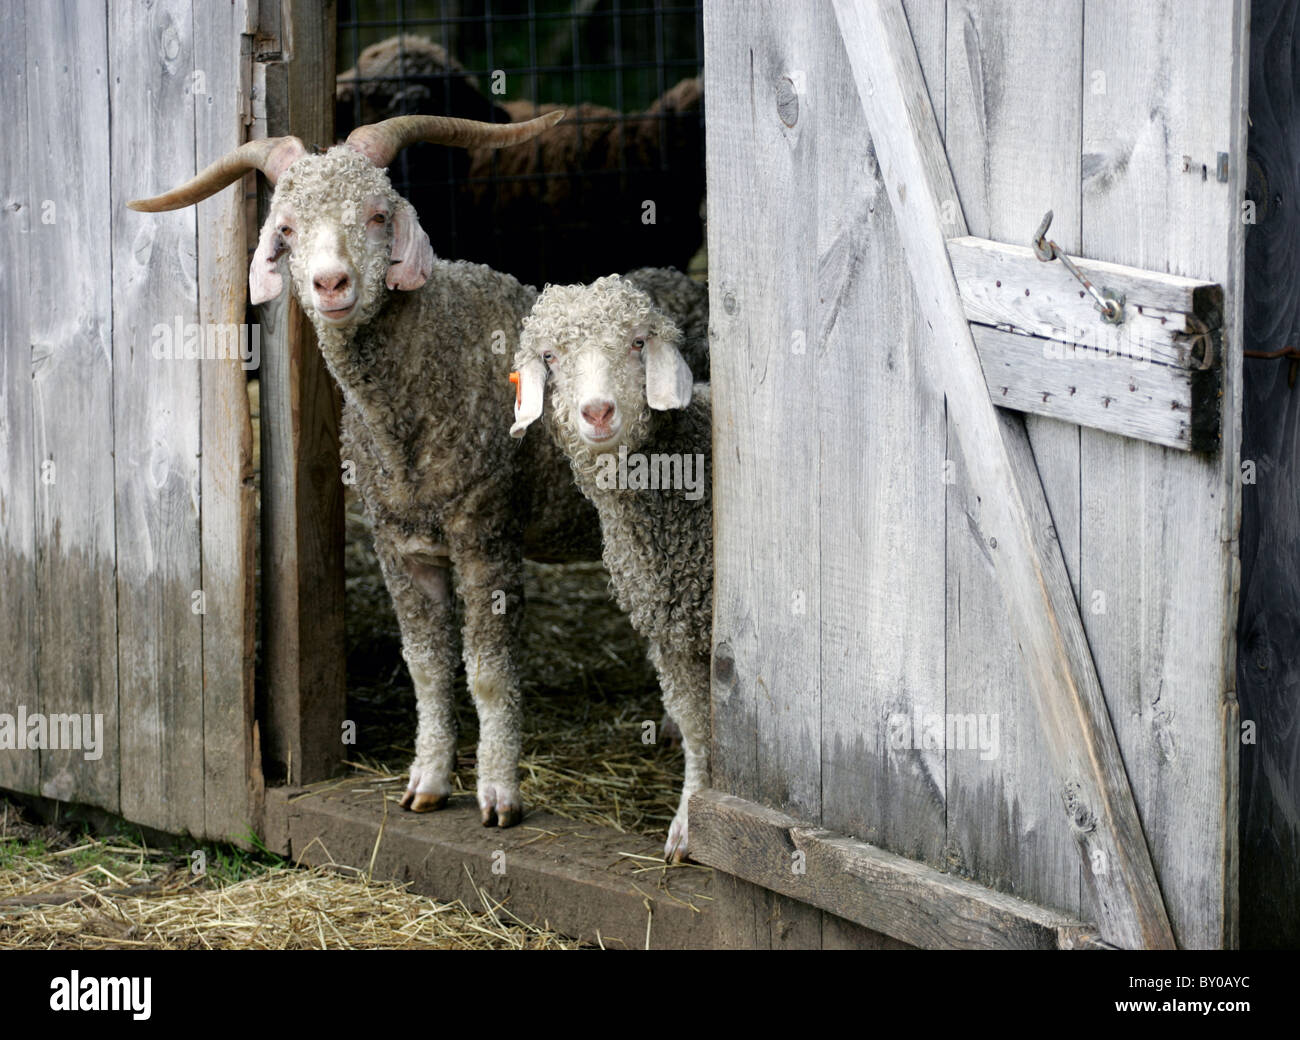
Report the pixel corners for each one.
[111,0,204,834]
[833,0,1174,949]
[195,0,259,840]
[0,4,37,796]
[691,789,1097,949]
[257,0,346,786]
[1078,0,1246,949]
[1238,0,1300,950]
[942,0,1086,919]
[29,1,119,812]
[972,324,1218,451]
[818,0,948,872]
[705,0,827,949]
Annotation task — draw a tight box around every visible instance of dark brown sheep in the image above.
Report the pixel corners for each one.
[336,35,705,287]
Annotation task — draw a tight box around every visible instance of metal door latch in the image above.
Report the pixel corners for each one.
[1032,210,1124,324]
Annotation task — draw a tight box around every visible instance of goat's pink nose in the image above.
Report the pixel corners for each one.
[581,400,615,427]
[313,270,350,294]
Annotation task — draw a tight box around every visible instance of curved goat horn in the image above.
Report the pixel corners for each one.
[345,111,563,168]
[127,136,308,212]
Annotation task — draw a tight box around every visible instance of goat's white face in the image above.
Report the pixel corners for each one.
[250,148,433,330]
[511,277,694,451]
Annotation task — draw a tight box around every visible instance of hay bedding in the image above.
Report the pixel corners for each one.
[0,800,581,950]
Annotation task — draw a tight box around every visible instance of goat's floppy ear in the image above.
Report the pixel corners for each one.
[387,200,434,291]
[250,212,285,305]
[510,356,548,438]
[645,323,694,410]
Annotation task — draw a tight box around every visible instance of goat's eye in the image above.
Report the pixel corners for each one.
[369,213,387,227]
[631,337,646,351]
[278,225,293,237]
[542,350,557,365]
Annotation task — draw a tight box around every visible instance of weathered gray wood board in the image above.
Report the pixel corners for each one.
[691,790,1103,949]
[256,0,347,787]
[1076,0,1245,950]
[817,0,949,873]
[196,0,261,841]
[1238,0,1300,951]
[111,0,206,838]
[950,234,1223,450]
[704,0,831,949]
[0,0,257,842]
[0,4,38,797]
[29,3,119,811]
[949,236,1223,369]
[971,324,1217,452]
[941,0,1085,919]
[704,0,1243,948]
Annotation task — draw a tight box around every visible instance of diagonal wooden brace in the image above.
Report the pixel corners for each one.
[831,0,1176,949]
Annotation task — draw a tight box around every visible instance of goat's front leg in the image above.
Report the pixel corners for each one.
[454,549,526,828]
[374,533,460,813]
[650,644,711,863]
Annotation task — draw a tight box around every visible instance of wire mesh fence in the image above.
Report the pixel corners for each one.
[336,0,706,287]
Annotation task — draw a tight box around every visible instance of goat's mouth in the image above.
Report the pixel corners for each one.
[315,299,358,323]
[580,424,622,449]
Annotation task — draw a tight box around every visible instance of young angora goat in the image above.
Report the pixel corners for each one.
[510,274,712,862]
[127,113,613,828]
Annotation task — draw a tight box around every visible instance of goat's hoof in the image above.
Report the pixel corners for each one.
[478,784,523,828]
[402,791,448,813]
[402,764,452,812]
[482,804,524,828]
[664,813,690,864]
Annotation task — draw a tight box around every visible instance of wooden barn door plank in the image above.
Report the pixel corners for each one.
[831,0,1175,949]
[705,0,828,948]
[194,0,260,840]
[111,0,205,835]
[692,790,1103,949]
[256,0,346,787]
[1078,0,1246,949]
[0,4,38,797]
[817,0,949,873]
[27,1,119,812]
[941,0,1085,918]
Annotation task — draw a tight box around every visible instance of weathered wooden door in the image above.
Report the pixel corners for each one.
[697,0,1245,949]
[0,0,258,841]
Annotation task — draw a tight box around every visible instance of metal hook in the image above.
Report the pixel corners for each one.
[1032,210,1124,324]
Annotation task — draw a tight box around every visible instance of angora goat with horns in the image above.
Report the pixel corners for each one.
[128,113,612,828]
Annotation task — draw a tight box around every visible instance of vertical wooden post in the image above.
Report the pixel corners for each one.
[256,0,346,785]
[196,0,262,839]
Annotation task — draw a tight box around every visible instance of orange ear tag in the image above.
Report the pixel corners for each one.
[509,370,522,408]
